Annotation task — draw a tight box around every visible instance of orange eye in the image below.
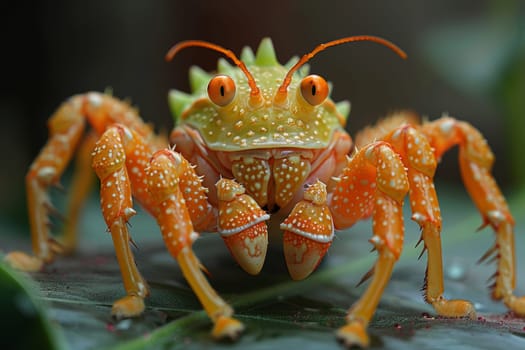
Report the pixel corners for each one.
[300,75,329,106]
[207,75,236,106]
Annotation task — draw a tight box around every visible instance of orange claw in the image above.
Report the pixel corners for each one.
[281,180,334,280]
[216,178,269,275]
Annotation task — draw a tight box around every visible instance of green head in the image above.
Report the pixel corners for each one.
[166,36,405,151]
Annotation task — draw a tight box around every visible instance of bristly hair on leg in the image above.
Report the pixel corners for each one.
[477,243,498,264]
[356,265,375,288]
[417,244,428,261]
[421,265,429,303]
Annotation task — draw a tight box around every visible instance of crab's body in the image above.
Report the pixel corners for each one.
[170,40,350,212]
[176,63,344,151]
[6,37,525,348]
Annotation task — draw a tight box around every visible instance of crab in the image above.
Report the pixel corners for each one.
[5,35,524,347]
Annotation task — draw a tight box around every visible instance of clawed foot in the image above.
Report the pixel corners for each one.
[336,321,369,348]
[211,316,245,340]
[4,251,44,272]
[111,299,245,341]
[111,295,145,319]
[505,295,525,316]
[4,237,66,272]
[432,298,476,319]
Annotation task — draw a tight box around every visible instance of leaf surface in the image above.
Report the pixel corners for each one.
[2,185,525,349]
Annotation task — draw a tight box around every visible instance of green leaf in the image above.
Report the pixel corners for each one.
[2,185,525,349]
[0,263,66,350]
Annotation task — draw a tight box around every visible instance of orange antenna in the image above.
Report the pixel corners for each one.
[166,40,261,103]
[275,35,407,104]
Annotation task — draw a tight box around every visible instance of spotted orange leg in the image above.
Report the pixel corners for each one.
[421,116,525,315]
[92,125,241,337]
[5,93,165,271]
[146,150,244,339]
[91,125,151,317]
[5,99,86,271]
[61,131,98,253]
[328,142,410,347]
[382,123,476,318]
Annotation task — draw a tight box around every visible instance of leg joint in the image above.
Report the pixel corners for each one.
[364,142,409,203]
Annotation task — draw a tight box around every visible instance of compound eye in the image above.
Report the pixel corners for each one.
[207,75,236,106]
[300,75,329,106]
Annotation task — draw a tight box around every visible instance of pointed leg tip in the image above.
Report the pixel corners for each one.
[111,295,145,319]
[505,295,525,316]
[212,316,245,341]
[4,251,44,272]
[336,322,370,348]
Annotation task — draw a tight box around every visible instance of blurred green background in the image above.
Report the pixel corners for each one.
[1,0,524,219]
